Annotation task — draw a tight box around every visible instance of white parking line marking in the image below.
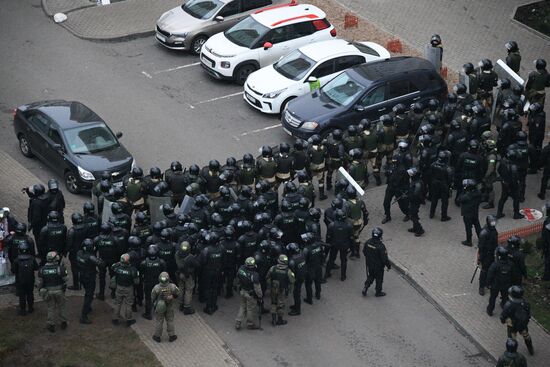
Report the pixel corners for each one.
[141,71,152,79]
[233,123,281,140]
[196,92,244,105]
[153,62,201,75]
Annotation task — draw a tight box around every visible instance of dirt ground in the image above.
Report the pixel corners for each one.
[524,236,550,331]
[307,0,459,88]
[0,296,161,367]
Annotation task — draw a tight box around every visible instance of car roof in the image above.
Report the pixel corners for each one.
[32,100,103,129]
[351,56,436,81]
[252,3,326,28]
[299,40,386,62]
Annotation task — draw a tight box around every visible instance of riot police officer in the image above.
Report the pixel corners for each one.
[478,215,498,296]
[457,179,482,246]
[512,132,530,202]
[302,232,323,303]
[496,149,522,219]
[325,209,354,281]
[46,179,65,222]
[140,245,166,320]
[409,102,425,135]
[477,59,498,108]
[347,148,366,188]
[111,253,139,326]
[455,140,483,205]
[266,254,295,326]
[237,220,259,263]
[221,157,240,190]
[94,223,117,300]
[109,202,131,233]
[429,151,453,221]
[296,170,315,205]
[199,231,224,315]
[468,104,490,140]
[145,167,164,197]
[525,58,549,107]
[5,222,35,265]
[323,129,345,191]
[343,125,362,164]
[38,251,68,332]
[305,207,322,242]
[151,271,181,342]
[274,200,298,245]
[480,138,499,209]
[407,168,425,236]
[527,103,546,168]
[175,241,198,314]
[376,115,396,181]
[132,211,152,246]
[12,240,38,315]
[442,93,458,130]
[214,186,235,224]
[239,153,257,189]
[77,238,104,324]
[287,243,306,316]
[256,146,278,188]
[507,236,527,287]
[156,228,177,282]
[294,197,311,236]
[38,211,67,264]
[183,164,205,193]
[505,41,521,74]
[358,119,380,186]
[221,225,240,299]
[201,160,223,200]
[274,142,294,189]
[487,247,515,316]
[235,257,263,330]
[500,286,534,355]
[291,139,309,177]
[66,212,88,290]
[496,338,528,366]
[444,120,468,168]
[498,109,522,155]
[125,166,147,212]
[346,186,369,259]
[417,134,437,195]
[538,142,550,200]
[127,236,144,311]
[257,179,278,216]
[382,157,410,224]
[362,227,391,297]
[307,134,327,200]
[462,63,478,98]
[82,201,100,240]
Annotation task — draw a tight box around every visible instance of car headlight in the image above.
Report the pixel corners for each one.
[301,121,318,130]
[220,61,231,69]
[263,88,287,99]
[172,32,188,39]
[78,166,95,181]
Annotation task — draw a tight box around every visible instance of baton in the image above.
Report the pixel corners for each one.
[470,265,479,283]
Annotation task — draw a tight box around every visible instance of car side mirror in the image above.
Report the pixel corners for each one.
[354,105,365,112]
[263,42,273,50]
[53,144,64,153]
[307,76,318,83]
[215,15,224,22]
[116,131,123,138]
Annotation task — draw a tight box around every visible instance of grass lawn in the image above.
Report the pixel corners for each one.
[0,296,161,367]
[522,235,550,331]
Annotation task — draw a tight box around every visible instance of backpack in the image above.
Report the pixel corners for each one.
[17,257,34,285]
[513,301,530,330]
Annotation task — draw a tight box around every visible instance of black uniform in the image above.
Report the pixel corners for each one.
[199,242,224,314]
[288,252,306,314]
[457,186,482,245]
[38,221,67,263]
[157,239,176,281]
[429,159,453,220]
[500,297,533,352]
[325,219,354,280]
[94,233,117,298]
[28,192,50,242]
[77,248,103,321]
[4,233,36,265]
[221,237,240,298]
[238,231,259,264]
[455,151,483,204]
[303,240,323,302]
[408,175,425,236]
[83,212,100,240]
[47,190,66,221]
[66,223,88,289]
[139,255,166,318]
[382,162,409,221]
[496,157,521,218]
[509,248,527,286]
[12,253,39,314]
[478,225,498,292]
[487,258,515,315]
[362,237,390,296]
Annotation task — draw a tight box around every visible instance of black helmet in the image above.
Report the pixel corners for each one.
[505,338,518,353]
[437,150,447,162]
[219,185,231,198]
[71,212,83,225]
[331,198,344,209]
[380,114,393,126]
[223,225,235,239]
[280,200,293,213]
[430,34,441,46]
[242,153,254,165]
[189,164,200,175]
[183,222,198,234]
[48,179,59,192]
[205,231,220,245]
[420,124,434,136]
[15,222,27,235]
[450,120,461,131]
[259,240,270,252]
[516,131,527,142]
[18,240,30,254]
[135,211,147,225]
[529,102,543,114]
[100,223,112,235]
[372,227,383,238]
[462,62,474,74]
[486,215,497,228]
[239,185,252,198]
[392,103,406,115]
[128,235,141,249]
[309,134,321,145]
[229,202,241,215]
[309,207,321,221]
[237,219,252,232]
[335,179,348,194]
[407,167,419,179]
[335,209,347,221]
[505,41,518,52]
[419,135,433,148]
[503,108,517,121]
[296,170,309,183]
[47,211,60,223]
[210,212,224,227]
[33,183,45,196]
[261,145,273,158]
[270,227,283,240]
[131,166,144,178]
[453,83,467,95]
[507,235,521,250]
[359,118,372,131]
[300,232,315,244]
[176,213,188,226]
[294,138,306,150]
[447,93,457,104]
[350,148,363,160]
[279,142,291,154]
[398,141,409,151]
[284,181,297,193]
[506,148,517,161]
[535,58,547,70]
[498,78,511,89]
[412,102,424,114]
[496,246,509,260]
[161,203,174,216]
[82,238,95,253]
[252,197,267,212]
[468,139,479,152]
[170,161,183,172]
[148,244,159,258]
[286,242,300,255]
[152,221,163,235]
[160,228,171,241]
[195,194,209,207]
[83,201,95,214]
[226,157,237,167]
[479,58,493,70]
[472,104,485,116]
[150,166,162,179]
[112,186,125,200]
[512,84,524,96]
[209,159,220,171]
[111,202,122,215]
[99,180,111,193]
[462,179,476,189]
[332,129,343,140]
[347,125,358,136]
[346,185,357,199]
[298,197,310,209]
[508,285,524,299]
[100,171,111,181]
[427,99,439,111]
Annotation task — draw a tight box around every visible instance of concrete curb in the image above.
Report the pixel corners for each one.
[58,24,155,43]
[388,257,497,364]
[510,4,550,43]
[41,0,95,17]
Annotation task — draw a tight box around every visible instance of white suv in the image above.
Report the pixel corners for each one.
[200,3,336,85]
[244,39,390,114]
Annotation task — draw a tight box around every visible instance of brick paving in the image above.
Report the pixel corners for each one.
[42,0,95,16]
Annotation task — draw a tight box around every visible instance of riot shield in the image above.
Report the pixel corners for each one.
[459,73,471,94]
[101,198,114,224]
[494,59,524,89]
[337,167,365,196]
[178,195,195,215]
[148,195,172,224]
[491,87,501,124]
[424,45,442,71]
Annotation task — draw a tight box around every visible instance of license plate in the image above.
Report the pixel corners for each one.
[283,127,292,136]
[245,92,256,104]
[156,33,166,43]
[112,181,123,188]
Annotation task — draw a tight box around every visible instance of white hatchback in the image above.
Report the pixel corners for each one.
[243,39,391,114]
[200,3,336,85]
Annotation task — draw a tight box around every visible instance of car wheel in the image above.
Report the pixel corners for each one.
[191,36,208,55]
[279,97,296,115]
[235,64,257,86]
[18,134,34,158]
[320,128,335,140]
[64,171,81,194]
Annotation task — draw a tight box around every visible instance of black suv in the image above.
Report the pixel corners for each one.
[13,100,134,194]
[281,56,447,138]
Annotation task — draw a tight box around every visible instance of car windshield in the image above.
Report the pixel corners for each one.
[224,16,269,48]
[320,71,366,106]
[182,0,223,19]
[273,50,315,81]
[63,123,119,154]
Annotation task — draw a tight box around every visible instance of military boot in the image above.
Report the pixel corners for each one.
[288,307,300,316]
[319,186,327,201]
[525,338,534,355]
[271,313,277,326]
[183,306,195,315]
[80,315,92,324]
[276,315,288,325]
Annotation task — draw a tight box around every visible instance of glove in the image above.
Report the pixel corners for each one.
[386,264,391,271]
